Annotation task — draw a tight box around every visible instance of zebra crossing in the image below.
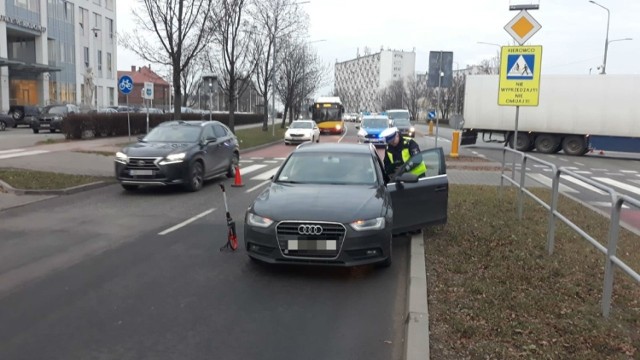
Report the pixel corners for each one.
[0,148,50,160]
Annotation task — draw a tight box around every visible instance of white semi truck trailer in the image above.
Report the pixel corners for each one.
[460,74,640,156]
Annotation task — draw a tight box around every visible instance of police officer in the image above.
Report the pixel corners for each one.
[380,127,426,179]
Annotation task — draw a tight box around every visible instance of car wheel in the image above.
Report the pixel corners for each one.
[226,152,239,178]
[185,161,204,192]
[32,128,39,134]
[121,184,139,191]
[316,136,320,143]
[12,109,24,121]
[0,121,5,131]
[49,128,56,133]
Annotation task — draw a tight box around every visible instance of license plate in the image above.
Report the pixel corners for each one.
[287,240,337,251]
[129,169,153,176]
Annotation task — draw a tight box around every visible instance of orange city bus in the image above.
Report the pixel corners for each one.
[310,96,345,134]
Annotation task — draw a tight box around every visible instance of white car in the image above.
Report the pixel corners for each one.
[284,120,321,145]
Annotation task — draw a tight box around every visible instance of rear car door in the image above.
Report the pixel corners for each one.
[387,148,448,235]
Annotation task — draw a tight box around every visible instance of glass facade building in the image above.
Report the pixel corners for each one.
[0,0,117,112]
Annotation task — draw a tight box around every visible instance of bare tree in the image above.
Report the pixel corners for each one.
[274,38,307,127]
[120,0,214,119]
[250,0,307,131]
[378,79,404,111]
[179,53,209,108]
[478,53,500,74]
[209,0,259,132]
[403,75,426,120]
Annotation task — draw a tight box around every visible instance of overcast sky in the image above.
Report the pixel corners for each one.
[116,0,640,94]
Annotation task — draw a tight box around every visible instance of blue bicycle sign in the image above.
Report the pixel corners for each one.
[118,75,133,95]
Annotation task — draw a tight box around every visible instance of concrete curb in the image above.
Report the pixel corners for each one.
[0,179,115,196]
[405,233,430,360]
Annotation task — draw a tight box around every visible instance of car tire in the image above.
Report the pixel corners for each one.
[32,128,39,134]
[316,136,320,143]
[226,152,239,178]
[0,121,5,131]
[49,129,56,133]
[121,184,139,191]
[185,161,204,192]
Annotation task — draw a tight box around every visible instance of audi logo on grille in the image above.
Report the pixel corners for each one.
[298,224,323,235]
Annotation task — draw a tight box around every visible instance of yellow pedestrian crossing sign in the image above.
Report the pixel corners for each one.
[498,46,542,106]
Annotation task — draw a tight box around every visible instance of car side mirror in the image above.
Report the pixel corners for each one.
[203,136,217,145]
[137,135,145,142]
[355,126,360,129]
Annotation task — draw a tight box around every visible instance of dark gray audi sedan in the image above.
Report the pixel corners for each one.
[244,143,448,268]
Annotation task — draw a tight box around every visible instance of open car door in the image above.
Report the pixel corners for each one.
[387,148,448,235]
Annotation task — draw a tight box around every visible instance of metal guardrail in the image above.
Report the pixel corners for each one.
[500,147,640,317]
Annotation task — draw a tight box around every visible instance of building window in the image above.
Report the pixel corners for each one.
[106,52,112,77]
[79,7,88,35]
[64,1,74,23]
[16,0,38,11]
[108,87,115,106]
[105,0,113,10]
[84,47,89,67]
[107,18,113,39]
[93,13,101,30]
[97,50,102,72]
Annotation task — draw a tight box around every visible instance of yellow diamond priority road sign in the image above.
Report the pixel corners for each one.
[504,10,541,45]
[498,46,542,106]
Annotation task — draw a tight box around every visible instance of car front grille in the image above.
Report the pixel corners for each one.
[276,221,346,258]
[126,157,160,170]
[290,134,305,137]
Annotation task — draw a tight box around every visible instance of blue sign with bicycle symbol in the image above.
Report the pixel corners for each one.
[118,75,133,95]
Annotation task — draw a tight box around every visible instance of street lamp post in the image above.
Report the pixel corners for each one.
[589,0,610,74]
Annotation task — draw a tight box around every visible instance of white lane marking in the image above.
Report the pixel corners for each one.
[249,157,264,160]
[621,170,638,174]
[533,164,547,168]
[590,201,629,209]
[564,167,579,170]
[252,167,280,180]
[246,180,271,193]
[575,171,592,174]
[274,157,286,160]
[264,160,278,164]
[338,124,349,143]
[527,173,578,193]
[472,151,479,155]
[239,164,267,175]
[574,162,585,166]
[159,208,215,235]
[594,177,640,196]
[543,168,552,172]
[559,158,569,162]
[592,168,609,172]
[561,175,608,195]
[0,149,26,155]
[0,150,50,160]
[239,159,254,163]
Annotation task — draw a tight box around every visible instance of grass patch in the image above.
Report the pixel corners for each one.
[0,168,107,190]
[426,185,640,359]
[445,155,490,162]
[235,124,286,149]
[35,138,70,145]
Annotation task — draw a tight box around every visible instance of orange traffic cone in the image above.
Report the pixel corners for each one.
[231,165,244,187]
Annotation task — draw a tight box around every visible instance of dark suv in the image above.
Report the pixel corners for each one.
[387,109,415,138]
[32,104,79,133]
[9,105,40,127]
[115,120,240,192]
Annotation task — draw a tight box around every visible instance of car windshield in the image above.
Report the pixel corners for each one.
[290,122,313,129]
[312,108,341,122]
[143,125,202,143]
[276,152,377,185]
[362,118,388,128]
[47,106,67,115]
[387,112,410,120]
[393,119,411,126]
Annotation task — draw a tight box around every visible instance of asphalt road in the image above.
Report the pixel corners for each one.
[0,122,410,360]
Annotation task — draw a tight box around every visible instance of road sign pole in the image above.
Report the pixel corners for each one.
[435,51,442,149]
[126,94,131,142]
[513,105,519,180]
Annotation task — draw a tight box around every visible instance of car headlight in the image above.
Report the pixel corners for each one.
[159,152,186,165]
[357,129,367,137]
[53,116,63,121]
[115,151,128,164]
[350,217,385,231]
[410,127,415,132]
[336,124,342,130]
[247,213,274,228]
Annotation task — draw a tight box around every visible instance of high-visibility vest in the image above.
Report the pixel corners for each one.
[386,138,427,177]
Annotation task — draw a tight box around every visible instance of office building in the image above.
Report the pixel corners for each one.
[0,0,117,112]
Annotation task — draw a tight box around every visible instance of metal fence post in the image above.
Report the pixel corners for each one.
[546,169,561,255]
[602,196,623,318]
